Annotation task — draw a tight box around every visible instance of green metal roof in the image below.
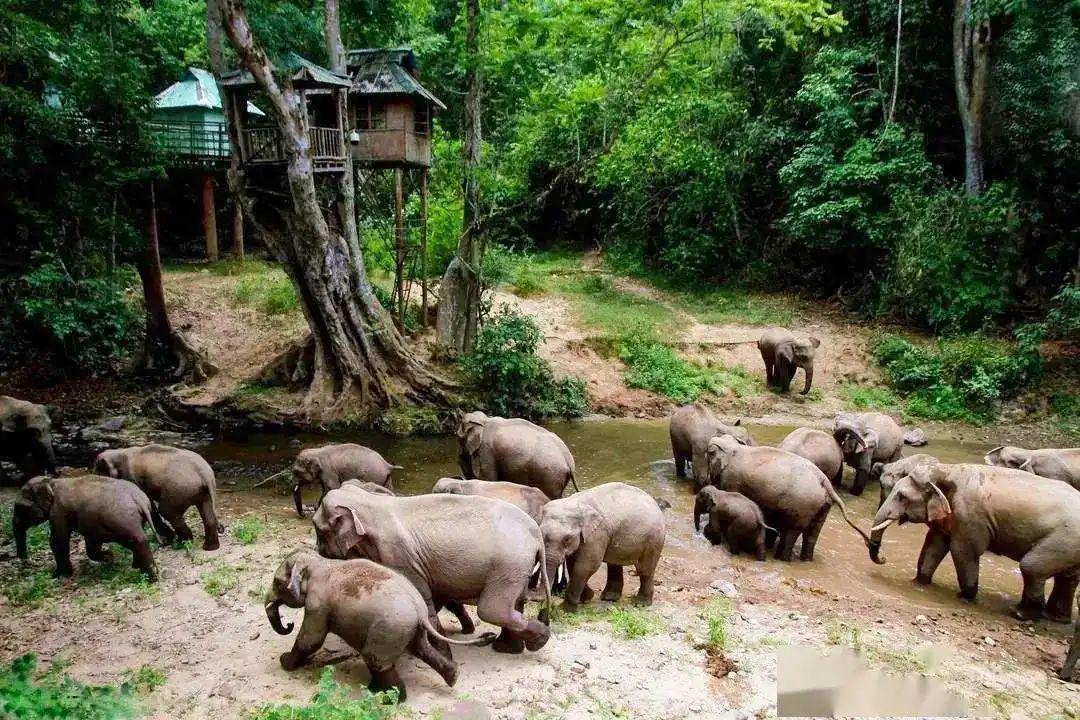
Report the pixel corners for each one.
[154,67,263,115]
[346,47,446,111]
[220,52,351,89]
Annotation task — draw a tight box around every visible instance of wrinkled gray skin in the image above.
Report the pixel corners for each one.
[13,475,156,579]
[706,436,878,562]
[94,444,221,551]
[0,395,57,483]
[1062,595,1080,682]
[540,482,665,611]
[264,549,495,701]
[312,487,551,655]
[694,487,771,561]
[778,427,843,486]
[833,412,921,496]
[870,463,1080,622]
[291,444,401,517]
[984,445,1080,490]
[341,480,396,496]
[455,411,576,500]
[757,328,820,394]
[432,477,549,523]
[669,403,754,490]
[871,454,940,508]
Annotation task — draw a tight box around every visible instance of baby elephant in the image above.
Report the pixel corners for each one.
[13,475,156,579]
[265,549,495,700]
[694,487,772,561]
[540,482,665,611]
[292,443,401,517]
[757,327,820,395]
[432,477,549,522]
[95,444,221,550]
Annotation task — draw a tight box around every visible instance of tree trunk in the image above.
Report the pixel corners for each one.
[953,0,990,195]
[232,203,245,259]
[436,0,483,356]
[212,0,452,421]
[206,0,227,75]
[201,172,219,261]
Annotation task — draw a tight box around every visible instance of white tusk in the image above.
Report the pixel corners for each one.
[870,518,895,533]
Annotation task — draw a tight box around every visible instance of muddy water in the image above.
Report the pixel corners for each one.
[201,419,1027,621]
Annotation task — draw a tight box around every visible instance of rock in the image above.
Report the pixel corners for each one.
[589,643,597,650]
[710,579,738,597]
[982,636,997,647]
[914,614,930,625]
[689,702,704,713]
[98,416,126,432]
[248,630,260,641]
[441,701,493,720]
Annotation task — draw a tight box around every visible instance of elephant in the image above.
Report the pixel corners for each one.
[869,463,1080,622]
[13,475,156,579]
[291,443,401,517]
[693,487,772,561]
[1062,595,1080,682]
[0,395,57,483]
[984,445,1080,490]
[705,435,878,562]
[757,328,820,394]
[454,410,577,499]
[778,427,843,486]
[871,454,940,508]
[341,480,396,496]
[539,482,665,611]
[432,477,550,523]
[669,403,754,489]
[832,412,925,496]
[94,444,221,551]
[312,486,551,655]
[264,549,496,700]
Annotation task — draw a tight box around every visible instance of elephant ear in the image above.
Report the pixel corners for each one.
[93,455,118,478]
[579,505,605,545]
[809,336,821,350]
[464,420,485,456]
[706,438,730,473]
[286,563,305,602]
[913,465,952,525]
[332,505,367,551]
[27,478,55,508]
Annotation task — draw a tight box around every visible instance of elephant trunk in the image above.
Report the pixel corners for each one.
[693,494,706,532]
[265,598,294,635]
[801,366,814,395]
[13,514,29,560]
[868,509,895,564]
[292,484,305,518]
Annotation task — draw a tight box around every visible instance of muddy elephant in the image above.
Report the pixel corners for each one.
[291,443,401,517]
[869,463,1080,622]
[539,482,665,610]
[0,395,56,483]
[694,487,772,560]
[313,487,551,655]
[833,412,925,496]
[432,477,549,523]
[706,436,877,562]
[669,403,754,489]
[757,328,820,394]
[1062,596,1080,682]
[13,475,156,579]
[984,445,1080,490]
[455,411,576,499]
[871,454,940,508]
[264,549,495,700]
[94,444,221,551]
[778,427,843,486]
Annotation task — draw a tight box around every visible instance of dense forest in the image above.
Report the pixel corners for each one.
[1,0,1077,423]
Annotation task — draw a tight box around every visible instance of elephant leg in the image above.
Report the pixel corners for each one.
[491,596,526,655]
[440,600,476,635]
[127,535,156,580]
[367,662,407,702]
[48,520,73,578]
[830,466,844,489]
[1060,612,1080,681]
[753,530,767,562]
[84,535,114,564]
[633,547,660,607]
[280,609,329,671]
[195,496,219,551]
[563,546,603,611]
[950,542,981,602]
[1047,572,1079,623]
[774,527,799,562]
[673,450,688,479]
[763,523,778,550]
[161,504,194,543]
[800,508,830,562]
[410,632,458,687]
[149,507,175,544]
[600,564,624,602]
[915,529,950,585]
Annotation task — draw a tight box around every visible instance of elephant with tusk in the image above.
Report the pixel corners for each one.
[984,445,1080,490]
[833,412,925,496]
[870,463,1080,622]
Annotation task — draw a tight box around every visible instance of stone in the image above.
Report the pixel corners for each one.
[710,580,738,597]
[441,701,493,720]
[982,636,997,647]
[98,416,125,432]
[248,630,260,641]
[914,614,930,625]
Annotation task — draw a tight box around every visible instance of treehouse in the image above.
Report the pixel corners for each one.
[221,53,351,173]
[345,47,446,168]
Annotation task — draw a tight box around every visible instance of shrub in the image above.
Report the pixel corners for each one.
[17,256,138,366]
[231,516,266,545]
[618,331,713,404]
[0,654,139,719]
[606,606,664,639]
[248,668,402,720]
[462,306,588,419]
[232,267,300,316]
[201,564,240,597]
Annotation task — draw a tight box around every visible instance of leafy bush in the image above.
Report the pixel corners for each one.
[0,654,139,719]
[616,329,757,403]
[248,668,402,720]
[232,267,300,316]
[1044,285,1080,340]
[201,564,240,597]
[231,516,266,545]
[17,256,138,366]
[462,306,588,420]
[374,406,444,436]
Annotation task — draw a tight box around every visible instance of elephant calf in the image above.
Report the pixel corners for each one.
[757,328,820,395]
[292,443,401,517]
[432,477,550,522]
[0,395,57,483]
[984,445,1080,490]
[540,482,665,611]
[694,487,772,561]
[265,549,495,700]
[13,475,156,579]
[95,444,221,550]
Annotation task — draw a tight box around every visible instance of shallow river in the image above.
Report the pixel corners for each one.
[199,419,1028,622]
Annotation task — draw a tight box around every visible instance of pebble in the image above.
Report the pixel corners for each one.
[248,630,260,641]
[914,614,930,625]
[982,636,997,646]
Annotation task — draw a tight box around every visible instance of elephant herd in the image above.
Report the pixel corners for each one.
[3,391,1080,692]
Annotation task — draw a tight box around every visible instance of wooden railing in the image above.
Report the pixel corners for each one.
[148,120,230,160]
[241,125,345,170]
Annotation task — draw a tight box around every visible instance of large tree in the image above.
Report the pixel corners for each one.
[210,0,451,421]
[953,0,990,195]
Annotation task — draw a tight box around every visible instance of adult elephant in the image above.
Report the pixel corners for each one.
[778,427,843,486]
[871,454,940,508]
[832,412,925,496]
[454,411,576,499]
[312,486,551,655]
[0,395,57,483]
[1062,595,1080,682]
[705,436,878,562]
[757,328,820,394]
[94,444,222,550]
[432,478,549,523]
[291,443,401,517]
[669,403,753,490]
[984,445,1080,490]
[869,463,1080,622]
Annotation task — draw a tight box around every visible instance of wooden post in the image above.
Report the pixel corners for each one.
[201,172,219,261]
[232,203,245,260]
[420,168,429,327]
[393,167,406,326]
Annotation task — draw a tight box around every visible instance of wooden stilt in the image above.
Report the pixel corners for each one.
[420,168,429,327]
[201,172,219,262]
[393,167,406,326]
[232,202,245,260]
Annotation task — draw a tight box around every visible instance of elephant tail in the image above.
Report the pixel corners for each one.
[536,542,552,628]
[421,616,497,646]
[566,470,580,496]
[138,500,160,545]
[821,478,874,548]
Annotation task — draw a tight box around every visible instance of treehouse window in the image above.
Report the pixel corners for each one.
[357,101,386,130]
[414,105,430,136]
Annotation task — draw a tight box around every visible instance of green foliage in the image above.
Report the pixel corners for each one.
[1051,394,1080,435]
[1044,285,1080,341]
[617,329,758,403]
[247,668,403,720]
[374,406,444,436]
[201,564,241,597]
[605,606,664,639]
[462,306,588,420]
[0,654,139,719]
[702,599,732,653]
[837,382,901,412]
[121,665,167,696]
[232,267,301,317]
[231,516,266,545]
